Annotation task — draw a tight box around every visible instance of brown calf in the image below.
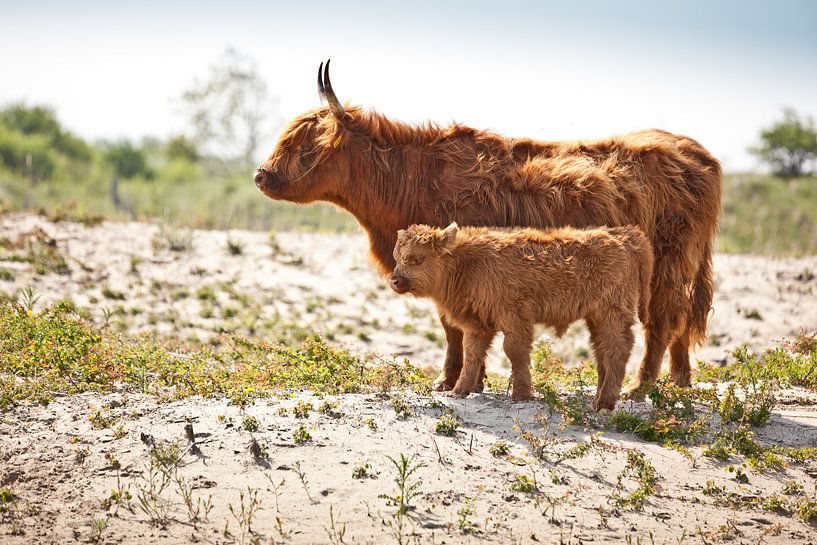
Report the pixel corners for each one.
[390,223,654,410]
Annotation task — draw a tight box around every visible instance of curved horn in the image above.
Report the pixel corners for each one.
[317,61,326,101]
[323,59,345,118]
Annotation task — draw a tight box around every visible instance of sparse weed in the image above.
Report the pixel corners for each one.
[390,397,413,419]
[242,415,260,432]
[435,412,461,436]
[292,424,312,445]
[293,400,312,419]
[489,440,510,458]
[228,487,260,545]
[352,462,371,479]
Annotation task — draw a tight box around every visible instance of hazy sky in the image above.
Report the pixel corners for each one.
[1,0,816,171]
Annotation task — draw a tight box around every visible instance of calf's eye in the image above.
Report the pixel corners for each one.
[410,256,425,266]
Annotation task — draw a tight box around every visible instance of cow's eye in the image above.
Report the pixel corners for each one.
[409,256,425,266]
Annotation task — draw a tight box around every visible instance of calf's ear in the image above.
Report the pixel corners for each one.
[438,222,459,251]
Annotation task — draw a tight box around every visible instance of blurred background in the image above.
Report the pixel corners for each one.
[1,0,816,253]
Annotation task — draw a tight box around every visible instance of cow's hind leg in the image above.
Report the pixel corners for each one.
[502,324,535,401]
[450,330,494,397]
[625,253,691,397]
[669,330,692,387]
[434,313,464,391]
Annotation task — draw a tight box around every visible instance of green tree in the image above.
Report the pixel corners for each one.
[164,135,199,162]
[0,103,91,161]
[103,141,151,180]
[750,109,817,177]
[178,48,275,163]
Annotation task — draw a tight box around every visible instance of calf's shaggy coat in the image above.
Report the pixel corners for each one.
[390,223,654,409]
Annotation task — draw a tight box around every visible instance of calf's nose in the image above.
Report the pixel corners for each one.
[389,274,409,294]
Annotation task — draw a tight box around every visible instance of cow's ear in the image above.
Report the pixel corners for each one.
[439,222,459,251]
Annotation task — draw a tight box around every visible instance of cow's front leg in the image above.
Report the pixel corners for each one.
[433,312,464,391]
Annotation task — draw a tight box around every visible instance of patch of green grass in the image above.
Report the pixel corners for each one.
[0,301,434,409]
[718,173,817,255]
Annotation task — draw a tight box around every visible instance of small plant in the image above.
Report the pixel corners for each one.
[106,473,132,515]
[20,285,40,312]
[242,415,260,432]
[153,225,194,252]
[74,446,90,464]
[101,286,126,300]
[614,450,658,510]
[380,454,424,514]
[352,462,371,479]
[380,454,424,545]
[365,418,378,431]
[390,397,413,419]
[265,474,286,513]
[226,236,244,256]
[293,424,312,445]
[293,400,312,419]
[456,497,477,534]
[104,452,121,470]
[783,480,804,495]
[90,516,107,543]
[112,424,127,440]
[796,497,817,523]
[510,472,537,494]
[324,505,347,545]
[228,487,260,545]
[294,461,316,504]
[435,413,461,437]
[489,440,510,458]
[88,408,116,430]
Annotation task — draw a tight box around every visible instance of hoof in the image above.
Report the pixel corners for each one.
[448,388,470,399]
[592,397,616,413]
[622,380,653,401]
[671,373,692,388]
[433,375,454,392]
[510,390,533,402]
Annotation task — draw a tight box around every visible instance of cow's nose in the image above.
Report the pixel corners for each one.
[254,168,268,187]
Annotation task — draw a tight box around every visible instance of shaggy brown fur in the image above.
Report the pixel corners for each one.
[256,72,721,395]
[389,223,653,409]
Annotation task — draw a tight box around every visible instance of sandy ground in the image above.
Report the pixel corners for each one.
[2,213,817,544]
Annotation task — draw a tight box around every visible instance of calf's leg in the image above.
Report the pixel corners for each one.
[450,331,494,398]
[587,311,635,411]
[433,313,464,391]
[502,324,535,401]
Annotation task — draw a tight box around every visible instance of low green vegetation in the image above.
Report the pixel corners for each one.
[718,173,817,254]
[0,301,434,409]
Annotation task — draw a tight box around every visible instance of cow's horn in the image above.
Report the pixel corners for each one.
[317,61,326,101]
[322,59,345,118]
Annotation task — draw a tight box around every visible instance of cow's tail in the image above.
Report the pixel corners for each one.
[635,232,654,327]
[688,239,714,348]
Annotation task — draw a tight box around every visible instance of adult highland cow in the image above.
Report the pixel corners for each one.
[254,60,722,396]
